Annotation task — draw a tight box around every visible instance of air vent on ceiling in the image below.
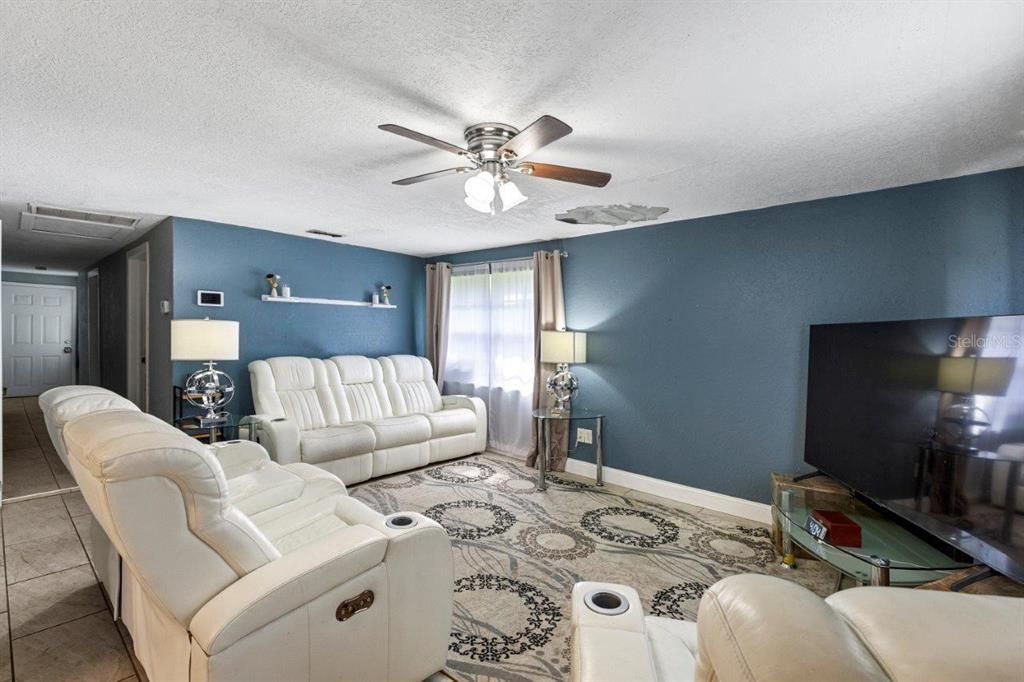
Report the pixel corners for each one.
[19,204,141,240]
[306,229,346,239]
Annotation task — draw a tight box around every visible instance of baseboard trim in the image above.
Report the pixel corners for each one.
[563,459,772,524]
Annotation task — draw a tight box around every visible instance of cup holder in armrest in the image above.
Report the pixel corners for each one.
[385,514,418,530]
[584,589,629,616]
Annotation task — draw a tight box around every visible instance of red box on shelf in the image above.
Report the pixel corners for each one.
[810,510,862,547]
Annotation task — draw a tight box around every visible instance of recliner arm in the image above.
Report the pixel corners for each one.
[249,414,301,465]
[189,525,387,655]
[208,440,271,478]
[442,394,485,414]
[571,582,657,682]
[441,395,487,451]
[696,574,888,681]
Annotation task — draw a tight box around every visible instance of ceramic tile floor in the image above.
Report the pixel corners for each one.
[2,397,73,499]
[1,397,144,682]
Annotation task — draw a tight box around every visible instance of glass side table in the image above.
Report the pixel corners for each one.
[774,487,973,586]
[533,407,605,491]
[174,412,237,444]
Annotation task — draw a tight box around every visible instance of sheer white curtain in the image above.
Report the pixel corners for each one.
[443,260,535,456]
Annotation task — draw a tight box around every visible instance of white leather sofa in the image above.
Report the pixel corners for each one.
[249,355,486,483]
[53,396,453,682]
[571,574,1024,682]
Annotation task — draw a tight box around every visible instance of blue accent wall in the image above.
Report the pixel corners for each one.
[437,168,1024,502]
[172,218,425,417]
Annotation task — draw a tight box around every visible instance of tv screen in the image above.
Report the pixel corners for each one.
[805,314,1024,581]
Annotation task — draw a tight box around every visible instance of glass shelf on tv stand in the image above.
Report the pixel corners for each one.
[773,492,973,587]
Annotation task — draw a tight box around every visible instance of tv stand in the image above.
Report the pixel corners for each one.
[771,472,973,586]
[792,469,827,483]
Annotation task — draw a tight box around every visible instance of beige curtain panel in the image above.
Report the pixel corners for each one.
[425,262,452,386]
[527,249,571,470]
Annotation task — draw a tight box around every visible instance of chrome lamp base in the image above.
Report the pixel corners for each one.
[546,363,579,413]
[183,360,236,422]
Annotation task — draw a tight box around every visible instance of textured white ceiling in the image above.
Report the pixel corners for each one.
[1,0,1022,264]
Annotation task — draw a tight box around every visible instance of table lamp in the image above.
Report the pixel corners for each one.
[171,318,239,425]
[541,330,587,413]
[937,355,1015,446]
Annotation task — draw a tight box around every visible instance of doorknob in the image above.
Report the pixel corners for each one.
[63,346,72,354]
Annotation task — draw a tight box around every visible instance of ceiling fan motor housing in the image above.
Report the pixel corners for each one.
[464,122,520,160]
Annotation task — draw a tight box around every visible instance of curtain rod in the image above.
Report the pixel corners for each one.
[431,251,568,269]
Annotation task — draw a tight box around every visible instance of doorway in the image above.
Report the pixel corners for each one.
[126,243,149,410]
[1,282,76,397]
[85,269,101,385]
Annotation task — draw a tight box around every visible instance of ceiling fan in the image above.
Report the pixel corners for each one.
[378,115,611,214]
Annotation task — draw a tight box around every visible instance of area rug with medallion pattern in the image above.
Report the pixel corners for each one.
[350,453,837,682]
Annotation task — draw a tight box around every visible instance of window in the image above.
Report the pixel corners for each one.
[444,259,535,456]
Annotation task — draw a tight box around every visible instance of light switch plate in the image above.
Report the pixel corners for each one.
[577,427,593,444]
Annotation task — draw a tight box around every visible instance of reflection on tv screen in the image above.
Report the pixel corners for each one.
[805,314,1024,580]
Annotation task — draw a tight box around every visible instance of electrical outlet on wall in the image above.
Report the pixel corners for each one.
[577,427,593,444]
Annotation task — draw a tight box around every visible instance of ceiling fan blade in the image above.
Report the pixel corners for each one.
[519,162,611,187]
[392,167,475,186]
[379,124,469,156]
[498,115,573,159]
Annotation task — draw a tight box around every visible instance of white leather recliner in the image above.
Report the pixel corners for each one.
[40,385,297,617]
[572,574,1024,682]
[39,385,143,607]
[63,406,454,682]
[249,355,486,483]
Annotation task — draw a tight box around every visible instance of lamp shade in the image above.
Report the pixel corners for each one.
[541,330,587,364]
[937,356,1015,396]
[171,319,239,361]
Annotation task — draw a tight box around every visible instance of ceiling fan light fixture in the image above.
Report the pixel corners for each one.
[498,179,528,212]
[464,171,495,202]
[464,194,494,215]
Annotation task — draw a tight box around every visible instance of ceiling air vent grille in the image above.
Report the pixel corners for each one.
[306,229,346,239]
[19,204,141,240]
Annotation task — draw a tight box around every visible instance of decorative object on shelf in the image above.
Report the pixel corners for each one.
[937,356,1014,448]
[171,318,239,426]
[281,283,291,298]
[372,292,380,305]
[381,285,392,305]
[806,513,829,541]
[196,290,224,307]
[809,510,862,547]
[265,273,280,297]
[541,330,587,413]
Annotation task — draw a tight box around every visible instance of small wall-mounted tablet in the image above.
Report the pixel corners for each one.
[197,290,224,307]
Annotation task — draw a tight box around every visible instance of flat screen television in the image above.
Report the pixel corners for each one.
[805,314,1024,581]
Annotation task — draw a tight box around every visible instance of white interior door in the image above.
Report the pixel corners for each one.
[2,283,76,397]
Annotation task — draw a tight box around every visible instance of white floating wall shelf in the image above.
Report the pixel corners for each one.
[260,295,397,309]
